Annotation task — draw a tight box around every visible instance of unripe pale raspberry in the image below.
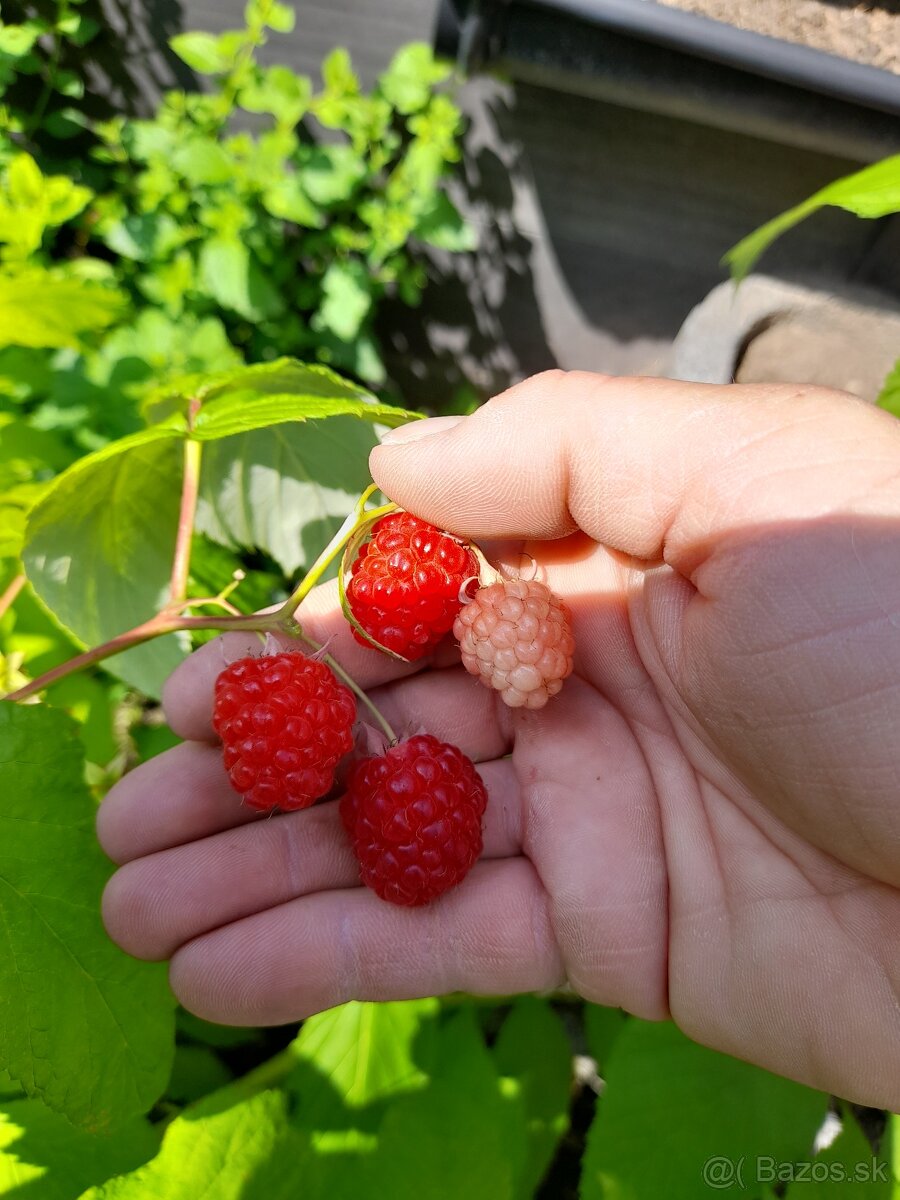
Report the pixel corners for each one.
[213,653,356,812]
[453,579,574,709]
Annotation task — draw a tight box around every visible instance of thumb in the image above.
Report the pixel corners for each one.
[370,370,894,564]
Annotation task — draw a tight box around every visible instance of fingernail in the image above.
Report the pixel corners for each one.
[380,415,464,446]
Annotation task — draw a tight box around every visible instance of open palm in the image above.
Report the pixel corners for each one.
[99,373,900,1109]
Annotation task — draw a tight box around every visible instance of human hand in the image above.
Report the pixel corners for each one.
[98,372,900,1109]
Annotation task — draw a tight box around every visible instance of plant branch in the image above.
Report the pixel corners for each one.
[169,413,203,605]
[0,574,26,622]
[3,609,274,703]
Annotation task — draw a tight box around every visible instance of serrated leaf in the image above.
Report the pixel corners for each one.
[877,359,900,418]
[379,42,451,115]
[22,426,189,697]
[194,417,377,575]
[0,269,127,349]
[187,358,420,439]
[81,1088,292,1199]
[493,998,572,1198]
[580,1020,828,1200]
[168,31,230,74]
[0,1100,157,1199]
[725,155,900,282]
[288,1000,439,1126]
[0,704,175,1126]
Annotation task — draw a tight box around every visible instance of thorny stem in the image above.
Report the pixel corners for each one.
[0,574,25,622]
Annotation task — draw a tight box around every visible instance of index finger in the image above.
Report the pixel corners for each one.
[162,577,422,742]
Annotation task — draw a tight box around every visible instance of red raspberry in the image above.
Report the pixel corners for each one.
[340,734,487,906]
[345,511,477,660]
[213,653,356,812]
[454,579,575,709]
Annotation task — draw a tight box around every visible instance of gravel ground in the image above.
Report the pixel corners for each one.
[654,0,900,74]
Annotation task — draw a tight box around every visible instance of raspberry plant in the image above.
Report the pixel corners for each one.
[0,5,895,1196]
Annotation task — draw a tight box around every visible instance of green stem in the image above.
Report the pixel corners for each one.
[276,484,390,622]
[301,634,396,743]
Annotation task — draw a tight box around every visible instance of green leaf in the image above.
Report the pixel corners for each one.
[415,191,477,251]
[367,1008,528,1200]
[186,358,420,439]
[0,704,175,1126]
[22,426,189,697]
[264,1,296,32]
[725,155,900,282]
[379,43,451,115]
[261,176,322,226]
[580,1020,829,1200]
[583,1004,627,1073]
[168,31,231,74]
[165,1045,232,1104]
[797,1109,891,1198]
[0,269,127,350]
[493,998,572,1198]
[876,359,900,417]
[298,145,366,206]
[0,1099,157,1199]
[0,24,41,56]
[171,135,234,186]
[194,417,377,575]
[81,1089,291,1199]
[288,1000,439,1125]
[314,260,372,341]
[240,65,310,125]
[197,235,284,321]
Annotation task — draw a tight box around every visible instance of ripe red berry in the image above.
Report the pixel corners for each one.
[213,652,356,812]
[340,734,487,906]
[345,511,477,660]
[454,578,575,709]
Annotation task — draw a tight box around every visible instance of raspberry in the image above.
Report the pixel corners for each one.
[213,653,356,812]
[345,511,477,660]
[454,579,575,710]
[340,734,487,906]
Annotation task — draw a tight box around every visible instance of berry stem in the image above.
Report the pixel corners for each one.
[275,484,394,624]
[301,634,397,743]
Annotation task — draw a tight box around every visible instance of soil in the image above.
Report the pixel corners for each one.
[654,0,900,74]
